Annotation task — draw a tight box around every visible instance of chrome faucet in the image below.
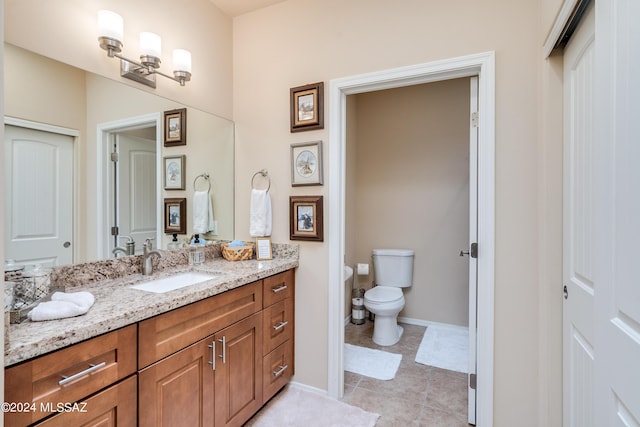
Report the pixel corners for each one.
[113,236,136,257]
[142,238,163,275]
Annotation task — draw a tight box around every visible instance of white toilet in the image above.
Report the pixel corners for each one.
[364,249,414,346]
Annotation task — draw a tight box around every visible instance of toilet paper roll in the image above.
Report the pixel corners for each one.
[356,263,369,275]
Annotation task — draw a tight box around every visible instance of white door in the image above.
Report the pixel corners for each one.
[109,132,157,255]
[467,76,479,426]
[4,125,74,266]
[562,4,595,426]
[593,1,640,426]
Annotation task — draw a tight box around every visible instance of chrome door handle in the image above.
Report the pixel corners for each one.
[273,321,288,331]
[273,365,288,377]
[218,336,226,364]
[459,250,470,256]
[271,284,288,293]
[59,362,106,386]
[208,341,216,370]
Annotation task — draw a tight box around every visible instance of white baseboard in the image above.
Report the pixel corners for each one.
[397,316,469,332]
[288,381,331,398]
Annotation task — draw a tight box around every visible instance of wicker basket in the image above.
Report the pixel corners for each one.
[221,242,254,261]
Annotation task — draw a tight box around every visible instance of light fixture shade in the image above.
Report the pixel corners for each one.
[140,32,162,58]
[173,49,192,73]
[98,10,123,43]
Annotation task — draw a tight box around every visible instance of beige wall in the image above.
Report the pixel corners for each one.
[233,0,561,425]
[346,79,470,327]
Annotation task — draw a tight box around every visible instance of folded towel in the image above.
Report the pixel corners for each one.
[249,189,272,237]
[228,240,245,247]
[28,291,95,322]
[193,191,215,234]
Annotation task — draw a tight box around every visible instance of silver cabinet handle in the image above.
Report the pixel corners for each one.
[273,365,288,377]
[218,336,226,364]
[208,341,216,370]
[59,361,106,386]
[273,321,288,331]
[271,285,288,293]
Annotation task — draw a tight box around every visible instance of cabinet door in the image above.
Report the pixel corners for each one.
[138,336,215,427]
[34,376,137,427]
[214,312,263,427]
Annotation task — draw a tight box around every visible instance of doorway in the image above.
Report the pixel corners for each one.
[97,113,162,259]
[328,52,495,426]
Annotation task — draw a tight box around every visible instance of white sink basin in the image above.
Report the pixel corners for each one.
[130,272,219,293]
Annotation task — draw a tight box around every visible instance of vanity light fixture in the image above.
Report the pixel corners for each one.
[97,10,192,88]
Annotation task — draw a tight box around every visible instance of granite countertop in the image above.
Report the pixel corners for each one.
[5,247,298,367]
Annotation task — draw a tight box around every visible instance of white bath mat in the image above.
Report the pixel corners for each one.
[245,385,379,427]
[415,324,469,373]
[344,343,402,380]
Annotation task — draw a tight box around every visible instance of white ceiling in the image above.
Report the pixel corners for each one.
[209,0,287,17]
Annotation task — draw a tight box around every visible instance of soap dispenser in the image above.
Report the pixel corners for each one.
[167,234,181,250]
[189,234,205,266]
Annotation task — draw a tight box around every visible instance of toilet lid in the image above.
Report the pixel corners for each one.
[365,286,403,303]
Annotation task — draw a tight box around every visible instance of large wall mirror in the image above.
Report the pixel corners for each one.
[4,43,235,267]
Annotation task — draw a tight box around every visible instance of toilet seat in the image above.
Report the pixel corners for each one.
[364,286,403,303]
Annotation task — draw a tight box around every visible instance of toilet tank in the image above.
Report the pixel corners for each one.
[372,249,414,288]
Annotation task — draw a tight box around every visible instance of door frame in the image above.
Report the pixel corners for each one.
[4,116,79,263]
[96,113,162,259]
[327,51,495,426]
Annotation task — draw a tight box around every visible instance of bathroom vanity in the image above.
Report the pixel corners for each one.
[4,245,297,426]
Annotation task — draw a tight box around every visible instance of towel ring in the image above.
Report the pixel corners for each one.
[251,169,271,192]
[193,173,211,192]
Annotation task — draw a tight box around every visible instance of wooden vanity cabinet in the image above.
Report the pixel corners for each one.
[5,268,295,427]
[138,281,262,368]
[262,270,295,401]
[4,324,137,426]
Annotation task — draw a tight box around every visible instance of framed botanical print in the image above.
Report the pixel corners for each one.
[163,155,186,190]
[290,82,324,132]
[291,141,323,186]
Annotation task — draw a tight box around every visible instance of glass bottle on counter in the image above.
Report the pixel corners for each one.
[167,233,182,250]
[189,234,205,266]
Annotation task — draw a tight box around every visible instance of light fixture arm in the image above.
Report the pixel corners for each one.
[97,13,192,89]
[106,49,191,87]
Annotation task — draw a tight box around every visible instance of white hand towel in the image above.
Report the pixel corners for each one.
[193,191,215,234]
[28,291,95,322]
[249,189,272,237]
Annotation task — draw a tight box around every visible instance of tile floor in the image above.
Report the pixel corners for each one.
[342,320,471,427]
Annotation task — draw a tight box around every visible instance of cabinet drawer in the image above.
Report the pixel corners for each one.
[262,340,293,402]
[263,298,293,355]
[34,375,137,427]
[263,269,294,308]
[5,324,137,426]
[138,281,262,367]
